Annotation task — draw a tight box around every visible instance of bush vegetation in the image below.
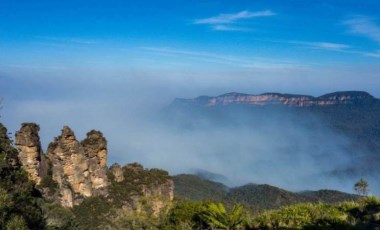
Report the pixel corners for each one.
[157,196,380,230]
[0,128,46,230]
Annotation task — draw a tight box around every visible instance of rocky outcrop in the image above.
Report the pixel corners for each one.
[13,123,174,212]
[15,123,45,184]
[47,126,109,207]
[142,179,174,215]
[173,91,376,107]
[110,163,124,182]
[81,130,108,193]
[109,163,174,216]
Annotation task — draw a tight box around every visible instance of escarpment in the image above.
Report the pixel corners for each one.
[13,123,174,212]
[173,91,376,107]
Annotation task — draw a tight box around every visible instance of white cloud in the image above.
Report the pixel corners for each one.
[212,25,249,32]
[363,50,380,58]
[311,42,350,50]
[194,10,275,25]
[343,16,380,43]
[285,40,380,59]
[290,41,350,51]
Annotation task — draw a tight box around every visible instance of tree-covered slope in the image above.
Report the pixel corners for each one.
[173,174,359,212]
[173,174,228,201]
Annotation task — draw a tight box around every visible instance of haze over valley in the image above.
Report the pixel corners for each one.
[1,1,380,229]
[0,0,380,194]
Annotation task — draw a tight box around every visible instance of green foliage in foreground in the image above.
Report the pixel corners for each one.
[57,195,380,230]
[161,201,249,229]
[199,203,248,230]
[250,196,380,230]
[160,196,380,230]
[251,203,350,230]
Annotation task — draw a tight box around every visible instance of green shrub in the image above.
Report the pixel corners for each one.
[72,196,114,230]
[251,203,351,230]
[162,201,207,229]
[113,212,160,230]
[6,215,29,230]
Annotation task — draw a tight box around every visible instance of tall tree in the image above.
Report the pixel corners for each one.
[354,178,369,196]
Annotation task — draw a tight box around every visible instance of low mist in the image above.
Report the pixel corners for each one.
[1,69,379,195]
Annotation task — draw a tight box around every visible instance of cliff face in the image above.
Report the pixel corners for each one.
[173,91,376,107]
[46,126,109,207]
[14,123,174,213]
[15,123,46,184]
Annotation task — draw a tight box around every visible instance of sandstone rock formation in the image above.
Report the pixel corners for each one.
[173,91,375,107]
[13,123,174,212]
[15,123,45,184]
[47,126,109,207]
[81,130,108,193]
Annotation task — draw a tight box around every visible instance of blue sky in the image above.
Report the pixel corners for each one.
[1,1,380,192]
[1,0,380,75]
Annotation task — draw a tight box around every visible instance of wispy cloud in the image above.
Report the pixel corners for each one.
[193,10,275,32]
[290,41,351,51]
[194,10,275,25]
[343,16,380,43]
[139,46,302,70]
[284,40,380,58]
[212,25,250,32]
[362,50,380,58]
[35,36,99,45]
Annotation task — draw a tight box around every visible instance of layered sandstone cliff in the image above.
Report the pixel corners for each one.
[173,91,375,107]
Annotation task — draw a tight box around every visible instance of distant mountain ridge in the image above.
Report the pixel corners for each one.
[173,174,360,212]
[166,90,380,193]
[173,91,376,107]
